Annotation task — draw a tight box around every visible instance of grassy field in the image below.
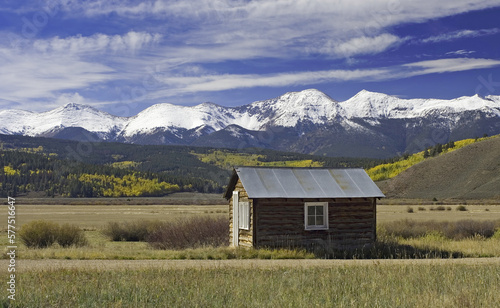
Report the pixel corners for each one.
[2,200,500,306]
[1,262,499,307]
[1,202,498,229]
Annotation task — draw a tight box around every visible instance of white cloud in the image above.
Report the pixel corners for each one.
[402,58,500,76]
[33,31,161,55]
[3,1,500,108]
[0,48,114,103]
[148,68,390,98]
[54,92,85,105]
[57,1,500,61]
[420,28,500,44]
[145,57,500,97]
[331,34,403,57]
[445,50,476,56]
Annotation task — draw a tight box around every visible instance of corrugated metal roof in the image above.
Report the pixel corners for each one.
[232,167,385,199]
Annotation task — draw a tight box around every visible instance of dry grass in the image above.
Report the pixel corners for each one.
[0,204,228,230]
[2,203,499,230]
[2,262,499,307]
[379,219,500,240]
[376,204,500,223]
[2,200,500,307]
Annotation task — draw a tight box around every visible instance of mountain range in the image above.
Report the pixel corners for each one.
[2,89,500,158]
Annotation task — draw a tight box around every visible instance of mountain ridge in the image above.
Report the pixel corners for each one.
[2,89,500,158]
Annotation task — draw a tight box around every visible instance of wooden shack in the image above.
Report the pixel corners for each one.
[224,167,385,250]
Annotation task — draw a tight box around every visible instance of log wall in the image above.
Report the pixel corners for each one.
[228,179,254,247]
[254,198,376,250]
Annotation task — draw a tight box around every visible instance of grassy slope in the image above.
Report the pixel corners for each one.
[377,136,500,199]
[367,135,497,181]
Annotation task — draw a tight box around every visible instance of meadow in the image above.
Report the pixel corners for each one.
[1,199,500,306]
[2,261,499,307]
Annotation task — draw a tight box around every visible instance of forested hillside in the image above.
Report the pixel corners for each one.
[0,134,382,197]
[0,150,180,198]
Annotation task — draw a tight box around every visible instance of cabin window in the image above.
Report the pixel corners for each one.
[304,202,328,230]
[238,201,250,230]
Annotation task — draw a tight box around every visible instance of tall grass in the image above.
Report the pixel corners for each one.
[379,219,500,240]
[8,264,500,307]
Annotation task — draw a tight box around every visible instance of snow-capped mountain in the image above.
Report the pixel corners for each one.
[0,103,127,140]
[2,89,500,158]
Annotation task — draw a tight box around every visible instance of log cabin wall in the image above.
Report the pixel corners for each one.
[254,198,376,250]
[228,179,254,247]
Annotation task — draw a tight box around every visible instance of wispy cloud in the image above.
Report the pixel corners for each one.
[2,1,500,109]
[420,28,500,44]
[331,34,404,57]
[144,58,500,98]
[0,48,114,103]
[445,50,476,56]
[150,68,391,97]
[33,31,161,55]
[402,58,500,76]
[56,1,500,61]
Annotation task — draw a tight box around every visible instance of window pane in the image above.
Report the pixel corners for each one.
[316,216,324,226]
[308,206,315,215]
[316,206,323,215]
[307,216,315,226]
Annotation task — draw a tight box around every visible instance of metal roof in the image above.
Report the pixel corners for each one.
[226,167,385,199]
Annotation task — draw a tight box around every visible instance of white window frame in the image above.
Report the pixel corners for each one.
[304,202,329,230]
[238,201,250,230]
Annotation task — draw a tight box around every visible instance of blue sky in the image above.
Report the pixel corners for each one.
[1,0,500,116]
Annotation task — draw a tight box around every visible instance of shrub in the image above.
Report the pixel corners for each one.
[443,220,498,240]
[456,205,468,211]
[147,216,228,249]
[19,220,60,248]
[417,207,426,211]
[378,219,429,239]
[57,224,88,247]
[407,207,414,213]
[435,206,446,211]
[20,221,88,248]
[102,220,165,241]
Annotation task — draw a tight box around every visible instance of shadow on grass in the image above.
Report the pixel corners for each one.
[305,240,464,259]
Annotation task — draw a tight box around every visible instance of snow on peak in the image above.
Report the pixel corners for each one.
[121,102,236,136]
[341,91,500,119]
[0,103,126,137]
[1,89,499,139]
[241,89,343,127]
[342,90,403,118]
